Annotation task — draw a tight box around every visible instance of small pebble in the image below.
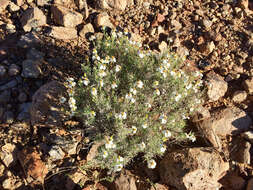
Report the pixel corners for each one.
[0,65,6,77]
[8,64,20,76]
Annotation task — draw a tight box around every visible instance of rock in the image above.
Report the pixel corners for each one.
[221,173,246,190]
[177,46,189,58]
[95,12,115,29]
[242,131,253,143]
[30,81,69,127]
[20,7,47,32]
[21,59,42,78]
[192,106,211,122]
[48,26,78,40]
[232,90,247,103]
[0,143,17,167]
[79,23,94,38]
[48,145,65,161]
[17,102,32,121]
[159,148,229,190]
[51,5,83,27]
[0,90,11,104]
[158,41,167,53]
[231,138,251,164]
[0,65,6,77]
[18,147,48,184]
[8,1,20,12]
[243,77,253,95]
[4,111,14,124]
[97,0,128,11]
[74,0,88,18]
[15,0,24,6]
[26,48,45,61]
[54,0,73,6]
[206,71,228,102]
[171,19,182,31]
[17,32,41,48]
[198,107,252,137]
[0,79,18,91]
[18,92,27,103]
[114,170,137,190]
[86,142,102,161]
[0,0,10,13]
[36,0,50,6]
[150,184,169,190]
[8,64,20,76]
[2,178,13,189]
[247,178,253,190]
[205,41,215,54]
[202,19,212,30]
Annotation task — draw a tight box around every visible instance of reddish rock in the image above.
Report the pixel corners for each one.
[97,0,128,11]
[79,23,94,38]
[198,107,252,137]
[48,26,78,40]
[206,71,228,102]
[159,148,229,190]
[243,77,253,95]
[51,5,83,27]
[95,12,115,29]
[114,170,137,190]
[30,81,69,127]
[20,7,47,32]
[0,0,10,13]
[18,147,48,184]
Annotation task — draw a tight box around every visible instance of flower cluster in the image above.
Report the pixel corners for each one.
[70,30,204,173]
[64,77,77,116]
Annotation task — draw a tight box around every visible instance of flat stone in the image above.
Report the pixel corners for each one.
[51,5,83,27]
[95,12,114,29]
[199,107,252,137]
[48,26,78,40]
[8,64,20,76]
[26,48,45,61]
[0,0,10,13]
[202,19,212,30]
[20,7,47,32]
[0,143,17,167]
[0,65,7,77]
[232,90,247,103]
[97,0,128,11]
[79,23,94,38]
[206,71,228,102]
[30,81,69,127]
[8,1,20,12]
[17,32,41,48]
[243,77,253,95]
[21,59,42,78]
[0,79,18,91]
[48,145,65,161]
[159,148,229,190]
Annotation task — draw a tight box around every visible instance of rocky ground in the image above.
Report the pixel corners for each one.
[0,0,253,189]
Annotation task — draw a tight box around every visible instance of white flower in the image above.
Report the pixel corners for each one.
[120,112,127,119]
[186,83,192,90]
[153,81,159,86]
[147,159,156,169]
[159,114,167,124]
[89,35,95,41]
[90,111,96,117]
[163,130,172,138]
[111,56,116,63]
[67,77,74,82]
[132,126,137,134]
[145,103,151,108]
[170,70,176,76]
[186,133,196,142]
[130,88,137,95]
[138,51,145,58]
[125,93,132,100]
[136,80,143,88]
[155,89,160,96]
[68,97,76,106]
[98,70,107,77]
[91,88,97,96]
[139,142,146,149]
[60,97,66,103]
[99,64,106,70]
[103,151,108,158]
[142,123,148,129]
[130,98,136,103]
[175,94,182,102]
[111,82,118,89]
[160,144,166,153]
[117,156,124,163]
[105,138,116,149]
[190,107,194,112]
[115,65,121,72]
[99,80,104,87]
[83,78,89,86]
[114,163,123,172]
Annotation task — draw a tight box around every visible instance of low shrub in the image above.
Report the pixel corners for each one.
[64,29,203,173]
